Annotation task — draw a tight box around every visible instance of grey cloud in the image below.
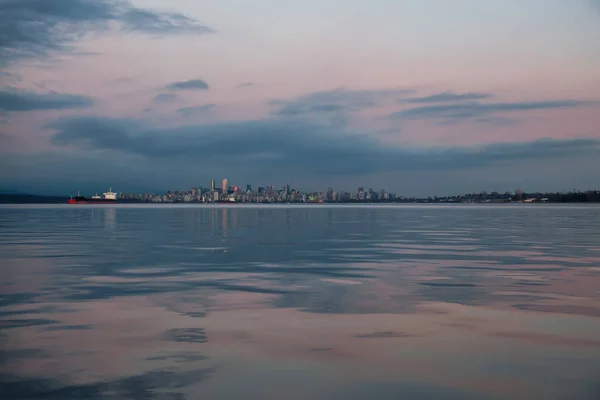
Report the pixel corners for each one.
[48,117,138,151]
[167,79,210,90]
[153,93,178,103]
[178,104,215,117]
[273,87,415,117]
[276,103,345,116]
[45,115,600,177]
[236,82,254,88]
[0,0,213,66]
[0,87,94,111]
[120,8,212,35]
[33,79,63,90]
[405,91,492,103]
[392,100,589,121]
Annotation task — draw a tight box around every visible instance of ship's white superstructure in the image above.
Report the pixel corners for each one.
[103,188,117,200]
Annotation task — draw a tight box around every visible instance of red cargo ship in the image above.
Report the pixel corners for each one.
[68,188,118,204]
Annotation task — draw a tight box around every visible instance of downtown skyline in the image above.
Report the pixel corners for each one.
[113,178,600,204]
[1,0,600,196]
[5,177,600,203]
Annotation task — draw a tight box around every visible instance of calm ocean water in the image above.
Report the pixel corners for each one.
[1,204,600,399]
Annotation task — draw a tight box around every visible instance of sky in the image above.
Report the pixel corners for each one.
[0,0,599,196]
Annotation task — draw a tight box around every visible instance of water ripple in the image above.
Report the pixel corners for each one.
[1,204,600,399]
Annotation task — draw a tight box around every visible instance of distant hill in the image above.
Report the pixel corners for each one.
[0,193,68,204]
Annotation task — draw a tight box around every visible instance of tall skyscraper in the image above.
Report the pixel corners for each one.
[222,178,228,193]
[211,180,215,192]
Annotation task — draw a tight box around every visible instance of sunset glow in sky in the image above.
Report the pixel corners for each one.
[1,0,599,195]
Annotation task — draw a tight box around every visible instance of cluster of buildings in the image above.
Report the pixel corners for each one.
[118,179,400,203]
[117,180,600,204]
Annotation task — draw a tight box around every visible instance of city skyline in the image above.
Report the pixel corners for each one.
[6,175,600,200]
[1,0,600,195]
[116,182,600,204]
[113,178,600,204]
[2,177,600,203]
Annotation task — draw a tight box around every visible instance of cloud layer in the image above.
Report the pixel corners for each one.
[0,88,94,111]
[0,0,212,65]
[46,115,600,177]
[273,87,414,118]
[166,79,210,90]
[1,81,597,194]
[392,99,590,122]
[177,104,215,117]
[405,91,493,103]
[153,93,178,104]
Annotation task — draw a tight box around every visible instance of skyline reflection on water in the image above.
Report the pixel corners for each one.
[1,204,600,399]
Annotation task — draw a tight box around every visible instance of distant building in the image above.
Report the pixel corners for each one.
[327,187,333,201]
[222,178,228,193]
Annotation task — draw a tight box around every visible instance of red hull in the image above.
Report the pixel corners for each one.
[68,199,116,204]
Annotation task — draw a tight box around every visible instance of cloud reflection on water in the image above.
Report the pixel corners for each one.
[1,204,600,399]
